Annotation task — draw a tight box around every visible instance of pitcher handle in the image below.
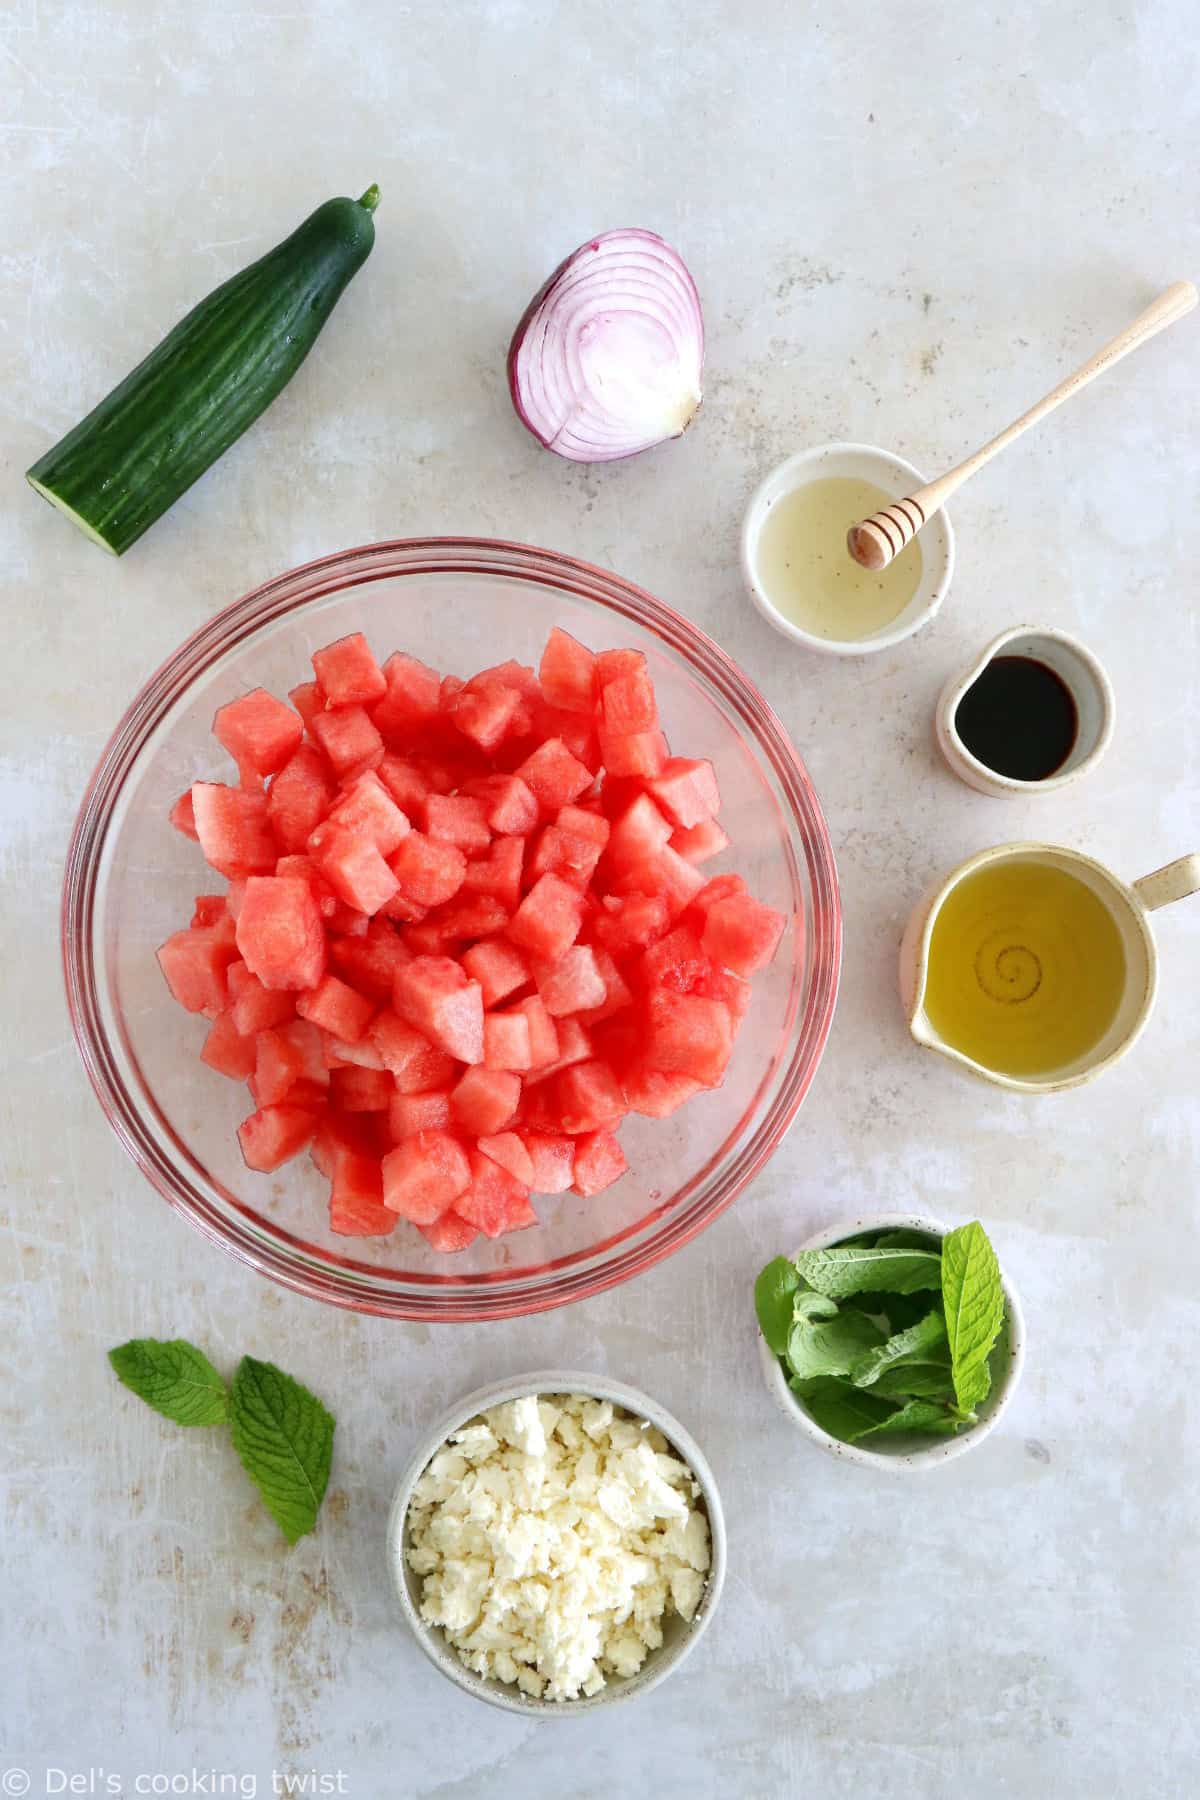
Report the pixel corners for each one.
[1133,855,1200,912]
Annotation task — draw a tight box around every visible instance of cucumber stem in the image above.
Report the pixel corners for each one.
[358,184,381,213]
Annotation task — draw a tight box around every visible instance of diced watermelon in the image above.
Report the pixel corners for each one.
[455,1150,536,1238]
[235,876,326,990]
[423,793,491,855]
[382,1130,471,1224]
[416,1210,479,1253]
[533,704,601,773]
[508,873,584,961]
[369,1011,459,1093]
[451,1065,522,1136]
[686,872,748,922]
[472,659,542,698]
[388,832,467,909]
[599,725,669,780]
[524,1013,591,1086]
[237,1103,318,1173]
[311,1109,382,1177]
[323,771,411,856]
[578,948,634,1024]
[387,1089,453,1140]
[607,794,672,869]
[310,825,400,917]
[310,705,384,779]
[535,945,607,1017]
[329,918,412,1003]
[376,754,431,815]
[641,926,712,993]
[296,973,376,1042]
[477,1130,535,1187]
[505,995,560,1070]
[451,682,523,752]
[371,653,442,743]
[328,1149,396,1237]
[572,1129,628,1196]
[228,963,297,1035]
[393,956,484,1063]
[156,925,238,1017]
[648,757,722,829]
[464,773,538,836]
[539,627,596,712]
[622,1062,704,1117]
[191,782,277,877]
[330,1065,393,1112]
[254,1026,308,1105]
[644,988,733,1088]
[555,1059,626,1134]
[423,894,510,943]
[213,687,303,777]
[670,818,730,864]
[612,845,704,916]
[460,838,523,910]
[200,1011,257,1080]
[483,1010,533,1072]
[700,893,787,976]
[529,819,605,889]
[591,892,671,956]
[321,1029,386,1070]
[191,894,228,927]
[519,1130,576,1194]
[267,746,336,854]
[312,632,387,707]
[170,790,199,840]
[515,738,592,812]
[595,647,644,687]
[288,681,326,733]
[599,663,658,735]
[461,937,529,1009]
[694,964,753,1022]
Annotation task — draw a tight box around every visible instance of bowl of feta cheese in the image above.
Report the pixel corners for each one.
[386,1372,726,1712]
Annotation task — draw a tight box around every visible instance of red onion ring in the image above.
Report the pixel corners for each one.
[507,229,704,463]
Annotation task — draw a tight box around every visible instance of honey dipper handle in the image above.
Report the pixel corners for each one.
[849,280,1198,571]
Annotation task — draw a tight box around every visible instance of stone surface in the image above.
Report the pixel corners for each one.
[2,3,1198,1795]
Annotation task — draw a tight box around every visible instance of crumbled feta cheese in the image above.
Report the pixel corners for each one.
[406,1391,711,1702]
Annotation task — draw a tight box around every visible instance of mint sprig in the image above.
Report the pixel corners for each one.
[791,1244,944,1299]
[941,1222,1005,1414]
[108,1339,335,1544]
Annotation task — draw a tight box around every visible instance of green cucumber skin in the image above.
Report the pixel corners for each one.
[27,190,378,555]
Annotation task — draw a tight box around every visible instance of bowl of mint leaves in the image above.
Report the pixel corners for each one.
[755,1213,1024,1468]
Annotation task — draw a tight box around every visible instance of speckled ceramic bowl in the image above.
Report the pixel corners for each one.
[758,1212,1025,1470]
[386,1370,726,1715]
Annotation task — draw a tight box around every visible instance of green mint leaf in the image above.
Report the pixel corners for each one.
[785,1305,886,1383]
[791,1376,899,1443]
[849,1310,949,1388]
[792,1244,944,1299]
[871,1363,959,1402]
[754,1257,801,1355]
[857,1398,962,1439]
[941,1221,1006,1414]
[229,1357,335,1545]
[871,1229,937,1250]
[108,1338,228,1426]
[792,1289,839,1324]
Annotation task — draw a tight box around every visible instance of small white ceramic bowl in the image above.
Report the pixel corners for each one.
[935,624,1115,796]
[758,1212,1025,1471]
[741,442,955,656]
[386,1370,726,1715]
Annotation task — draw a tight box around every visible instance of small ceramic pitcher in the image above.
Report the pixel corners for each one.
[900,842,1200,1092]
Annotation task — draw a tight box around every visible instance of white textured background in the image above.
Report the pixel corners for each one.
[3,3,1199,1795]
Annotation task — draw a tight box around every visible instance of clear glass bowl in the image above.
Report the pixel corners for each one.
[63,539,841,1320]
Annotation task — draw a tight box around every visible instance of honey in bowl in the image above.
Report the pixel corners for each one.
[755,476,923,641]
[922,860,1126,1078]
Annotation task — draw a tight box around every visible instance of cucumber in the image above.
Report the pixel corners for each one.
[27,184,380,555]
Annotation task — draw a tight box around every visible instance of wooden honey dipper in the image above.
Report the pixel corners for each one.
[847,280,1197,572]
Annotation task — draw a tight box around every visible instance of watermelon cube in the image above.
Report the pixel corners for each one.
[670,818,730,864]
[483,1010,533,1072]
[200,1011,257,1081]
[623,1063,704,1117]
[191,894,228,927]
[504,995,560,1070]
[529,819,605,889]
[369,1011,459,1093]
[388,832,467,909]
[472,659,542,698]
[535,945,607,1018]
[554,1059,626,1134]
[507,873,583,961]
[687,873,748,920]
[477,1131,535,1188]
[382,1130,471,1224]
[460,838,523,911]
[461,937,529,1009]
[694,964,753,1022]
[393,956,484,1064]
[598,726,669,780]
[594,647,644,687]
[451,682,524,752]
[324,771,411,856]
[578,948,634,1024]
[599,663,658,735]
[641,926,712,994]
[613,845,704,916]
[228,963,297,1035]
[170,790,199,840]
[237,1103,318,1173]
[387,1089,453,1140]
[464,773,538,837]
[515,738,592,812]
[329,918,412,1003]
[539,626,596,713]
[607,795,672,869]
[296,973,376,1042]
[213,687,303,777]
[451,1065,522,1136]
[157,925,238,1017]
[328,1150,397,1237]
[523,1013,590,1086]
[519,1130,576,1195]
[310,705,384,779]
[267,746,335,854]
[416,1210,479,1253]
[321,1030,385,1070]
[310,826,400,917]
[572,1129,628,1197]
[376,754,431,815]
[311,632,387,707]
[644,989,733,1088]
[648,757,722,830]
[235,876,325,991]
[192,782,277,877]
[288,681,326,734]
[424,894,510,943]
[329,1065,393,1112]
[700,893,787,976]
[455,1150,536,1239]
[311,1109,382,1177]
[254,1026,308,1105]
[423,793,491,855]
[591,892,671,956]
[371,652,442,743]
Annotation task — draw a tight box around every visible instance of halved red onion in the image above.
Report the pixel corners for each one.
[507,229,704,464]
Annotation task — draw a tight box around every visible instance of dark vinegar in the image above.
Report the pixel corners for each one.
[954,655,1078,782]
